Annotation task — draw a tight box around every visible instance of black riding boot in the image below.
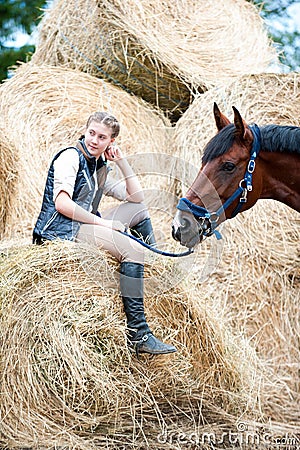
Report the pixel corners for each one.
[130,218,156,246]
[120,261,177,356]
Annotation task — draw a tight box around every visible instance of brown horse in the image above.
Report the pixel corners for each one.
[172,103,300,249]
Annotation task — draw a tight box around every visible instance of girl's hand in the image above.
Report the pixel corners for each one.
[111,220,127,232]
[104,144,124,161]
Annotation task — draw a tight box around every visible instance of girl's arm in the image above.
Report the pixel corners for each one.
[105,145,144,203]
[55,191,126,231]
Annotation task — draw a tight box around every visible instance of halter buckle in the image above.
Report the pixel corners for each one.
[240,193,247,203]
[209,212,220,223]
[239,181,248,203]
[248,158,256,174]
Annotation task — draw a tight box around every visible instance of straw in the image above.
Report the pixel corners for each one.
[0,125,18,238]
[171,71,300,426]
[173,72,300,169]
[32,0,277,120]
[0,239,261,448]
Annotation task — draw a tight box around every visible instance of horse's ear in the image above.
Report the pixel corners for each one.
[232,106,247,139]
[213,102,231,131]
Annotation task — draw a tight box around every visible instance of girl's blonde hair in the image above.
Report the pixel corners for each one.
[86,112,120,138]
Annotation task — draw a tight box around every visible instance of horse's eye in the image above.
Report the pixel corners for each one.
[221,162,236,172]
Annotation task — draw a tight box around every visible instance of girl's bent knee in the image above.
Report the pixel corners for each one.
[123,240,144,264]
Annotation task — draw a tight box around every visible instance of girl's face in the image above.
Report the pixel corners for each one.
[84,120,115,159]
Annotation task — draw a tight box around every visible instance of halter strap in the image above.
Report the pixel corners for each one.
[230,123,261,217]
[176,124,261,238]
[243,124,261,192]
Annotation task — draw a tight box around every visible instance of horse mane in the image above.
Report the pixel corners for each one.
[260,125,300,154]
[202,123,300,164]
[202,124,235,164]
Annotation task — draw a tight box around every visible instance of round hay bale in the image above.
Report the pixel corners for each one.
[0,240,260,448]
[0,125,18,239]
[31,0,277,120]
[173,72,300,169]
[0,63,173,239]
[170,72,300,424]
[204,201,300,424]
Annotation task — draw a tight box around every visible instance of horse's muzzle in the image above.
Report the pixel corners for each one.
[172,211,204,249]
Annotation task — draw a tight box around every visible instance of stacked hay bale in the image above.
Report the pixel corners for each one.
[0,240,261,449]
[0,0,296,448]
[173,72,300,168]
[172,72,300,425]
[0,125,18,238]
[0,63,174,239]
[216,202,300,424]
[31,0,277,120]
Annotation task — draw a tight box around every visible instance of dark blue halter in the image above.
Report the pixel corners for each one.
[176,124,261,240]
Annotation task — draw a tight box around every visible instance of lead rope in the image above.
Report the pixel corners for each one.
[119,231,193,257]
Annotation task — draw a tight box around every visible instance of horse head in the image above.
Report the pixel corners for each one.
[172,103,263,248]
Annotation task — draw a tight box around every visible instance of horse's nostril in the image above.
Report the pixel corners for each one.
[172,225,181,242]
[181,217,194,231]
[181,218,190,229]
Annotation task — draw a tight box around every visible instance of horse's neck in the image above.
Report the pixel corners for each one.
[259,150,300,212]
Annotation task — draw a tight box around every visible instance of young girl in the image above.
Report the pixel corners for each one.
[33,112,176,356]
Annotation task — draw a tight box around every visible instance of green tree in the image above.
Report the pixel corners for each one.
[0,0,47,81]
[251,0,300,71]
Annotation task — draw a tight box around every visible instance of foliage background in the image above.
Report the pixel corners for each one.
[252,0,300,71]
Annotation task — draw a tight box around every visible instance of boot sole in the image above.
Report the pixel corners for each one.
[128,346,177,355]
